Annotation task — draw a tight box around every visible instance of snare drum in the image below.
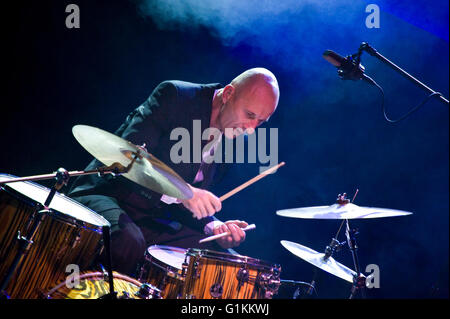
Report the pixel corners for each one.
[45,271,161,299]
[182,249,281,299]
[0,174,110,299]
[138,245,187,299]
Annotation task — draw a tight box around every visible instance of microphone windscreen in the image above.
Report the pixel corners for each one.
[323,50,345,67]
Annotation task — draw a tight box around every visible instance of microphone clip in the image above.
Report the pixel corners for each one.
[337,53,366,82]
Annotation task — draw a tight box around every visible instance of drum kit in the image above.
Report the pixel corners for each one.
[0,125,412,299]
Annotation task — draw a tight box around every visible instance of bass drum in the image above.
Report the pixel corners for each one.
[45,271,161,299]
[0,173,110,299]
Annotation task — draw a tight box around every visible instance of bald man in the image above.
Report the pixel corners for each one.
[211,68,279,138]
[68,68,280,276]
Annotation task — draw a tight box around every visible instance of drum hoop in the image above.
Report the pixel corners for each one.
[0,179,106,233]
[186,248,276,269]
[148,244,187,255]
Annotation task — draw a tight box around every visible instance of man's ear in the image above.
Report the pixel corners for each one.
[222,84,235,103]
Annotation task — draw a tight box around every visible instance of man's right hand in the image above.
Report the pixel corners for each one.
[180,185,222,219]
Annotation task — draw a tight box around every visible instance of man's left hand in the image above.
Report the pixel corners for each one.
[213,220,248,249]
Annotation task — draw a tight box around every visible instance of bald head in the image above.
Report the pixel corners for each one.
[212,68,279,138]
[231,67,279,89]
[230,68,280,109]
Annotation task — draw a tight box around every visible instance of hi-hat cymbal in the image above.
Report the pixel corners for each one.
[277,203,412,219]
[72,125,193,200]
[281,240,356,283]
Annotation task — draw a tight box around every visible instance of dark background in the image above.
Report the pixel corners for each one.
[1,0,448,298]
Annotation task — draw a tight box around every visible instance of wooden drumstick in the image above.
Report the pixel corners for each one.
[219,162,285,202]
[198,224,256,244]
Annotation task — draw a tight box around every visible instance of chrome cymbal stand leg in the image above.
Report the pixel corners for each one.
[345,219,366,299]
[98,225,117,299]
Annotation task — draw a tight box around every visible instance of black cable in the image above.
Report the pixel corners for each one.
[370,78,443,123]
[280,279,318,296]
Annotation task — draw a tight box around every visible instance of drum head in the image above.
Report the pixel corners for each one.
[148,245,187,270]
[0,173,109,227]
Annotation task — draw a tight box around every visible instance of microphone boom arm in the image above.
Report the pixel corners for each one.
[358,42,448,105]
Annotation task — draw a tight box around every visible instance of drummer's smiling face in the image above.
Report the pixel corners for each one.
[212,77,279,139]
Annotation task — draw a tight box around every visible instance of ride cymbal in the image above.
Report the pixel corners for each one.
[277,203,412,219]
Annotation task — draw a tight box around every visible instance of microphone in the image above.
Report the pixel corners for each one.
[323,50,376,85]
[323,50,348,67]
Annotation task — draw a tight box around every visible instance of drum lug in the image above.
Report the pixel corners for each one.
[236,267,249,287]
[135,283,162,299]
[256,265,282,298]
[209,283,223,298]
[186,260,200,278]
[17,231,34,247]
[100,264,110,281]
[15,209,47,248]
[193,261,200,278]
[70,231,82,249]
[181,261,189,277]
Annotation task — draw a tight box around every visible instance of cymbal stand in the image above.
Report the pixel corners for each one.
[99,225,117,299]
[295,213,345,299]
[332,192,366,299]
[0,161,135,186]
[345,219,366,299]
[323,196,348,261]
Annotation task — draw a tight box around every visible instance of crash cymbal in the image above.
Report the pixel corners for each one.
[72,125,193,200]
[277,203,412,219]
[281,240,356,283]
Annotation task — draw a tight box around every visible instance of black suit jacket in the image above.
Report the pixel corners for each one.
[68,81,228,232]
